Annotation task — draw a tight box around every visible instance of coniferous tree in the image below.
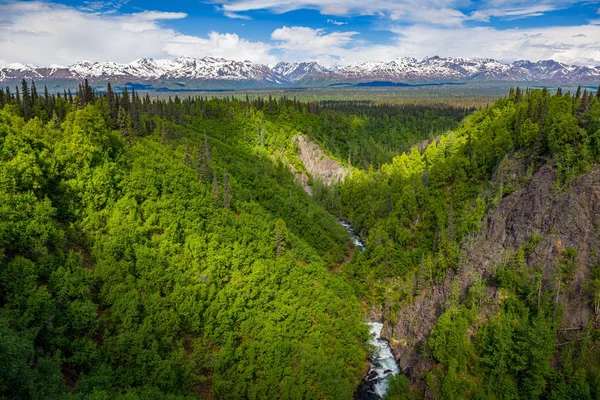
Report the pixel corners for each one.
[121,87,130,113]
[212,168,219,200]
[515,87,522,103]
[203,131,213,181]
[196,137,207,181]
[223,171,231,210]
[577,89,589,120]
[31,81,38,109]
[106,82,117,123]
[161,122,167,147]
[118,106,131,142]
[274,218,289,257]
[20,79,31,120]
[130,89,141,134]
[43,85,49,107]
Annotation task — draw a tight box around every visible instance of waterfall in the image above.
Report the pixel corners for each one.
[338,219,400,399]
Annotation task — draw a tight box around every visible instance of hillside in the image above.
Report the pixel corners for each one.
[326,86,600,399]
[2,79,600,399]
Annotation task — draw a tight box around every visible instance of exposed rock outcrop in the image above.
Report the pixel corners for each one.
[294,135,347,186]
[385,161,600,379]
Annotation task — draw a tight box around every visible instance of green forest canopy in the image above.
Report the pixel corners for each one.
[1,80,600,399]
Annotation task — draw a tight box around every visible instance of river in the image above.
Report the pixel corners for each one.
[337,219,400,399]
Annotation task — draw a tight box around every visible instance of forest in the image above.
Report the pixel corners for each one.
[1,79,600,399]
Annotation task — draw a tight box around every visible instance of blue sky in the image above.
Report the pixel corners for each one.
[0,0,599,67]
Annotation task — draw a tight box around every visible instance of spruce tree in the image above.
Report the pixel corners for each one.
[274,218,289,257]
[196,138,207,181]
[121,87,130,112]
[31,81,38,107]
[161,122,167,147]
[577,89,589,120]
[107,83,117,123]
[212,168,219,201]
[515,87,522,103]
[118,106,131,143]
[223,171,231,210]
[20,79,32,120]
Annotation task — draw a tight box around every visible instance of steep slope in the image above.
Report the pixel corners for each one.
[0,91,370,399]
[272,61,329,82]
[386,159,600,377]
[0,56,287,86]
[2,56,600,87]
[330,88,600,398]
[328,56,535,83]
[514,59,600,82]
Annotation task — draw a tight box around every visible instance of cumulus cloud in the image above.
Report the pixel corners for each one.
[386,24,600,66]
[269,26,361,66]
[264,23,600,67]
[271,26,357,51]
[0,1,275,66]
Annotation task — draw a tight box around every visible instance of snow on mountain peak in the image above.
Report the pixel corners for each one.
[1,56,599,85]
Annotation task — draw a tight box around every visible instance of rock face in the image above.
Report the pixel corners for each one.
[294,135,347,186]
[272,61,330,83]
[385,161,600,379]
[3,56,600,86]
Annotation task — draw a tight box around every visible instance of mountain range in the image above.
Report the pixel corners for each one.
[1,55,599,88]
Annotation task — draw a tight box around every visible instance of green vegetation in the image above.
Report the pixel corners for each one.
[329,86,600,301]
[325,86,600,398]
[0,80,378,398]
[2,79,600,399]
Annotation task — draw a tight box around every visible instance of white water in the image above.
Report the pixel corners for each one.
[338,219,366,251]
[366,322,401,398]
[337,219,399,399]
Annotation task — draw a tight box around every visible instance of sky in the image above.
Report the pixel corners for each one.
[0,0,600,68]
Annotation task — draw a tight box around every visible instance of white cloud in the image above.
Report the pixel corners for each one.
[219,0,588,25]
[0,1,275,66]
[271,26,357,51]
[220,0,469,26]
[386,24,600,65]
[327,19,347,25]
[469,5,561,21]
[263,23,600,67]
[223,10,252,20]
[78,0,130,13]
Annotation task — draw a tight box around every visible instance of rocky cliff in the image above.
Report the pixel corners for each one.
[385,160,600,379]
[292,134,347,194]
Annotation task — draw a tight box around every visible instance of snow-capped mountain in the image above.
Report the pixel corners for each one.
[512,60,600,82]
[0,56,286,86]
[272,62,329,82]
[1,56,599,87]
[326,56,535,82]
